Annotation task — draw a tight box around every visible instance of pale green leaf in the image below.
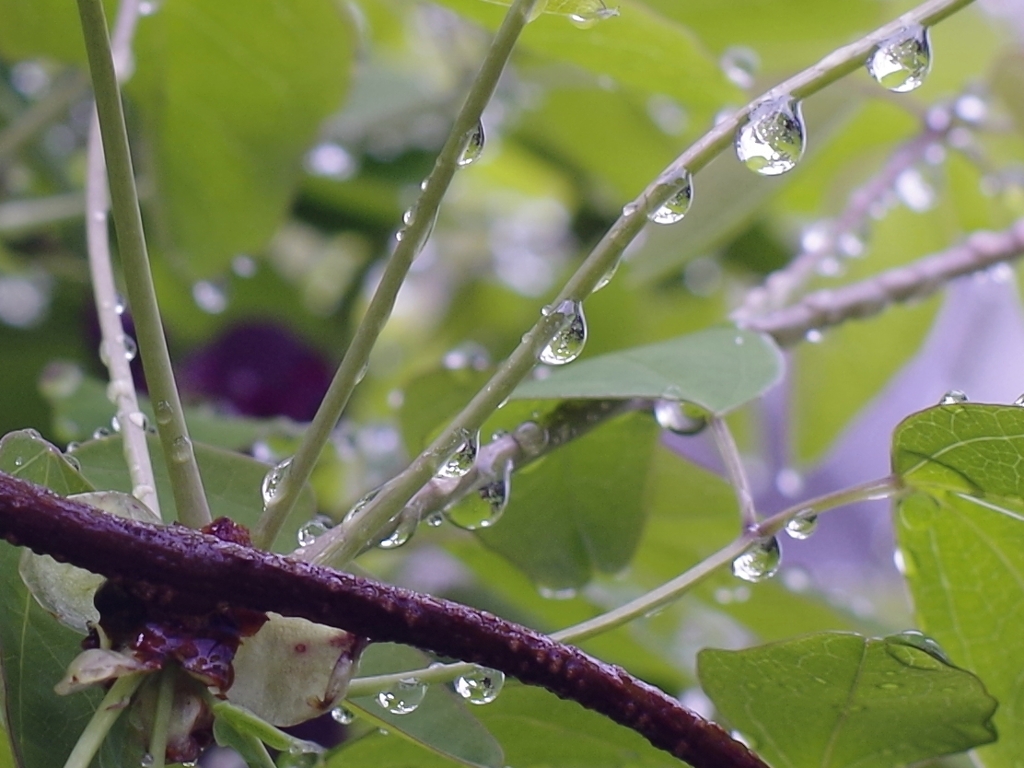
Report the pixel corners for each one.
[699,632,997,768]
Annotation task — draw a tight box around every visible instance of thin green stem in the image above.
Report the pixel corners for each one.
[62,673,145,768]
[146,667,175,768]
[709,417,757,529]
[76,0,210,527]
[347,474,902,694]
[252,0,543,549]
[310,0,976,568]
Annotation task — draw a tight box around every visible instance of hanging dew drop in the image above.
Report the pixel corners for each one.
[592,257,620,293]
[866,24,931,93]
[653,400,707,435]
[154,400,173,425]
[785,510,818,540]
[377,512,418,550]
[648,170,694,224]
[261,457,292,506]
[732,536,781,582]
[297,514,333,547]
[437,428,479,479]
[330,706,355,725]
[376,678,426,715]
[457,120,485,167]
[539,300,587,365]
[454,667,505,705]
[123,335,138,361]
[939,389,968,405]
[446,460,511,530]
[735,96,805,176]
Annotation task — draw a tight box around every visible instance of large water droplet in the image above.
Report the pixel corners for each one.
[446,460,511,530]
[261,457,292,506]
[648,170,694,225]
[653,400,706,435]
[297,514,333,547]
[785,510,818,540]
[732,536,781,582]
[454,667,505,705]
[437,428,480,479]
[458,120,485,167]
[567,1,618,28]
[720,46,760,89]
[887,629,951,666]
[169,436,192,464]
[735,96,805,176]
[377,512,418,550]
[539,300,587,365]
[939,389,968,405]
[330,706,355,725]
[866,25,931,93]
[376,678,426,715]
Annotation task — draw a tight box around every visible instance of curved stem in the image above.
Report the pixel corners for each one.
[311,0,978,568]
[0,471,766,768]
[76,0,210,526]
[709,417,757,529]
[62,672,144,768]
[252,0,543,550]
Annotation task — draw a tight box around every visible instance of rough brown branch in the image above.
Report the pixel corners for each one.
[0,471,766,768]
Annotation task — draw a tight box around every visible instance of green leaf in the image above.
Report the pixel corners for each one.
[0,431,94,496]
[0,0,115,61]
[512,327,783,416]
[477,411,657,591]
[346,644,504,768]
[892,404,1024,496]
[69,434,313,552]
[699,632,997,768]
[211,714,276,768]
[435,0,741,110]
[126,0,355,275]
[334,684,679,768]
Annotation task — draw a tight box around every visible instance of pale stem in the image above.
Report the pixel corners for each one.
[309,0,978,569]
[346,475,901,696]
[709,416,758,529]
[76,0,211,527]
[62,673,145,768]
[83,0,159,515]
[252,0,544,549]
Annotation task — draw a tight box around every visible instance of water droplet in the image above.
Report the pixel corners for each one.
[735,96,805,176]
[539,300,587,365]
[140,754,154,768]
[127,411,148,431]
[648,170,694,225]
[123,336,137,361]
[331,706,355,724]
[64,454,81,470]
[191,280,228,314]
[592,258,621,293]
[567,1,618,28]
[954,93,988,125]
[804,328,824,343]
[426,511,445,527]
[305,142,358,180]
[454,667,504,705]
[376,678,426,715]
[377,512,418,550]
[92,427,111,440]
[732,536,781,582]
[297,514,333,547]
[785,510,818,540]
[169,436,192,464]
[720,46,760,89]
[653,400,706,435]
[113,294,126,315]
[457,120,485,167]
[866,24,931,93]
[887,629,951,666]
[154,400,173,425]
[437,428,479,479]
[894,167,937,212]
[278,742,325,768]
[261,457,293,506]
[66,441,80,453]
[446,460,511,530]
[939,389,968,405]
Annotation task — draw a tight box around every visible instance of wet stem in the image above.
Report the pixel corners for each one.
[62,673,145,768]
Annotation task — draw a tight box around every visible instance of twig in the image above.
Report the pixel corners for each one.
[76,0,210,527]
[253,0,544,550]
[709,417,758,530]
[322,0,979,568]
[0,471,766,768]
[83,0,159,516]
[745,219,1024,346]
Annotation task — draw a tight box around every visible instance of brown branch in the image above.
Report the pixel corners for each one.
[0,471,767,768]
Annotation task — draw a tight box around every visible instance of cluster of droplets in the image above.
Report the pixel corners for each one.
[453,666,505,705]
[735,96,805,177]
[731,536,781,582]
[539,300,587,365]
[866,24,932,93]
[376,678,427,715]
[444,459,512,530]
